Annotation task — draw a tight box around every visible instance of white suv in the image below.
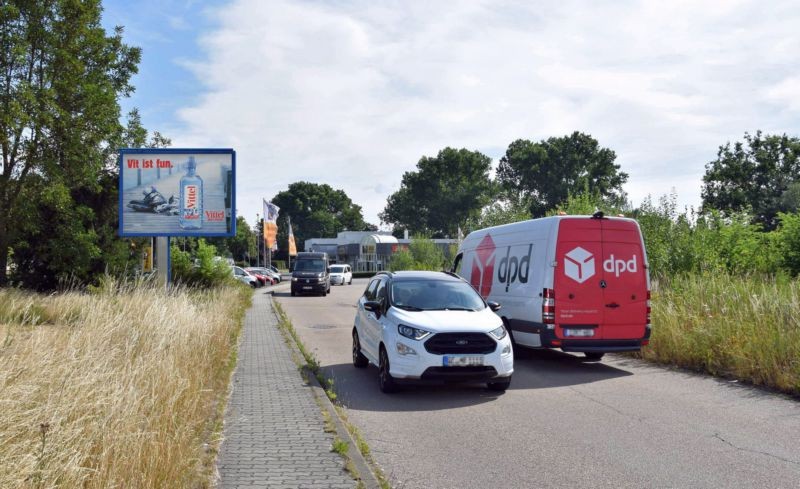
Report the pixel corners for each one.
[352,271,513,393]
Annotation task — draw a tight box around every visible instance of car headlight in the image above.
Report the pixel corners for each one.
[398,324,432,341]
[489,325,507,340]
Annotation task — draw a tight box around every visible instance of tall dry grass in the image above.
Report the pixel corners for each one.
[0,280,251,488]
[642,273,800,396]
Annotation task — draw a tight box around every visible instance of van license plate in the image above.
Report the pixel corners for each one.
[443,355,483,367]
[564,329,595,337]
[302,286,313,290]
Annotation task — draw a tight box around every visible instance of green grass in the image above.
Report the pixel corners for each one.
[641,272,800,396]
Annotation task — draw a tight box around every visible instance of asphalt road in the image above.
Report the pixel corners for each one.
[274,278,800,489]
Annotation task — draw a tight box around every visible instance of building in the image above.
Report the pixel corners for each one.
[304,231,458,272]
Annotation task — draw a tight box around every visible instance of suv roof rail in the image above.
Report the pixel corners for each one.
[375,271,393,277]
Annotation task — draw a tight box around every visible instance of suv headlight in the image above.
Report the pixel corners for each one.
[489,325,507,340]
[398,324,432,341]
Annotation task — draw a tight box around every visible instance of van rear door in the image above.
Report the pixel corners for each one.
[554,219,605,337]
[599,219,648,340]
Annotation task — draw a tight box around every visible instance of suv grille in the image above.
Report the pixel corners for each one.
[424,333,497,355]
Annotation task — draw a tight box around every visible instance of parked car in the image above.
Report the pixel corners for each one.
[245,267,276,285]
[352,271,513,393]
[232,266,258,288]
[291,252,331,296]
[329,264,352,285]
[453,213,651,361]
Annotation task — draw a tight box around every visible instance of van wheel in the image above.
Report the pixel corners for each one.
[488,377,511,392]
[584,352,605,361]
[352,330,368,368]
[321,289,327,297]
[378,347,398,393]
[291,290,296,297]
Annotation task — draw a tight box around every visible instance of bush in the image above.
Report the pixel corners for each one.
[171,240,236,287]
[776,212,800,275]
[389,236,447,271]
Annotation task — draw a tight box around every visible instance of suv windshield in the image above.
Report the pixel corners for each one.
[330,265,346,273]
[294,259,326,272]
[391,280,486,311]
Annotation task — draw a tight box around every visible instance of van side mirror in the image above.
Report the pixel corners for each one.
[487,301,501,312]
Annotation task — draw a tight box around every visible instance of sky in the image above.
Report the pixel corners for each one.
[103,0,800,230]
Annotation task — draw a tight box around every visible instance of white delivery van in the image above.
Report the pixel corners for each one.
[453,214,651,360]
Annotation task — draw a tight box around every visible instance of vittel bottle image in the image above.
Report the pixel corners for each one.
[179,156,203,229]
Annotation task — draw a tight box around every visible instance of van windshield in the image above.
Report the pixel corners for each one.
[294,259,326,272]
[391,280,485,311]
[330,265,346,273]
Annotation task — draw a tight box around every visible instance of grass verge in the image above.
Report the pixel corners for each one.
[640,272,800,396]
[273,301,391,489]
[0,280,252,488]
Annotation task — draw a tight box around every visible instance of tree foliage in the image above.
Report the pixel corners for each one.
[171,239,235,287]
[270,182,374,260]
[496,132,628,217]
[380,147,495,238]
[0,0,141,287]
[702,131,800,230]
[388,236,446,271]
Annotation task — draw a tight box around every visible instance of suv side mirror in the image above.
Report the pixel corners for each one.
[364,301,381,315]
[487,301,501,312]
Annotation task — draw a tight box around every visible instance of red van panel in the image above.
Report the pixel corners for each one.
[554,218,647,346]
[599,220,648,340]
[554,219,604,337]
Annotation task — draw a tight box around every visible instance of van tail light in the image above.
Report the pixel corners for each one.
[646,290,651,325]
[542,288,555,324]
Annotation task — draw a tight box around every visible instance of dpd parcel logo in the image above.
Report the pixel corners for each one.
[470,234,496,298]
[564,247,595,283]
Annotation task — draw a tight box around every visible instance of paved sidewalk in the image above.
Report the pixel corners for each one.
[217,291,354,489]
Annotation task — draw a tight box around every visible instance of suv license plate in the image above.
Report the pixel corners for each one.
[564,329,595,337]
[443,355,484,367]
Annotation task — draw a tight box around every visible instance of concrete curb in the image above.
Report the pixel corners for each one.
[269,300,381,489]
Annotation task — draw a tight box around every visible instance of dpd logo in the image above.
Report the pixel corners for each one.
[497,244,533,292]
[564,247,595,283]
[470,234,496,298]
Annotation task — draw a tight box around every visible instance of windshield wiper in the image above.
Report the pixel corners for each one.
[426,307,475,311]
[394,304,424,311]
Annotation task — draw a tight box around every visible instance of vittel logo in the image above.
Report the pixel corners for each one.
[604,254,638,277]
[564,247,595,283]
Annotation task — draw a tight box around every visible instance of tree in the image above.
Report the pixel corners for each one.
[0,1,140,286]
[207,216,256,264]
[270,182,373,261]
[496,132,628,217]
[380,147,495,237]
[388,236,446,271]
[702,131,800,230]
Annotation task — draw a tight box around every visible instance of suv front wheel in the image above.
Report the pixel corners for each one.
[378,346,398,393]
[352,330,368,368]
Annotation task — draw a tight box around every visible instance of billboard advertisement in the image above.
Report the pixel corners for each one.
[119,148,236,237]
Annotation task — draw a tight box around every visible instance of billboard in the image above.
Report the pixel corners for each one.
[119,148,236,237]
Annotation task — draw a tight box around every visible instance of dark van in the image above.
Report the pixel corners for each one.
[291,252,331,297]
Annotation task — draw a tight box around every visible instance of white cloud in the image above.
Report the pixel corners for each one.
[166,0,800,228]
